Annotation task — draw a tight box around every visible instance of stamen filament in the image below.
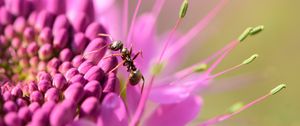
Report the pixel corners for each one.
[126,0,143,45]
[131,1,189,125]
[165,0,228,60]
[174,40,239,79]
[209,63,243,79]
[204,41,238,76]
[123,0,129,38]
[158,19,183,62]
[210,54,259,78]
[199,84,287,126]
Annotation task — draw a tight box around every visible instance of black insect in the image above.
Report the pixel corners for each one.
[84,33,145,93]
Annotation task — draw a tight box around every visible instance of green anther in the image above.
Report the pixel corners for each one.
[270,84,287,95]
[179,0,189,18]
[242,54,259,65]
[249,25,264,35]
[228,102,244,113]
[151,63,164,75]
[238,27,253,42]
[193,64,208,73]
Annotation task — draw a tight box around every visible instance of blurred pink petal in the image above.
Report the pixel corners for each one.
[98,93,128,126]
[145,96,203,126]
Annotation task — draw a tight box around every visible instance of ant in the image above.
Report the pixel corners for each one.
[84,33,145,93]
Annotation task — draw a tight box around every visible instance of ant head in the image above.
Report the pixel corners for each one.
[109,40,123,51]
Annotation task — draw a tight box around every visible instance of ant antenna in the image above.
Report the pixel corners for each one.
[82,44,109,58]
[98,33,114,41]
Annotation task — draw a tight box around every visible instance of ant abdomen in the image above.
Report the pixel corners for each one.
[129,69,144,86]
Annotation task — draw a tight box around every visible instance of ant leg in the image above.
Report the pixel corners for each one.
[140,76,145,94]
[109,60,126,73]
[103,53,122,59]
[129,43,133,55]
[83,44,109,58]
[132,50,143,60]
[98,33,114,41]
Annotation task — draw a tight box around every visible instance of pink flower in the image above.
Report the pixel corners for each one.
[0,0,286,126]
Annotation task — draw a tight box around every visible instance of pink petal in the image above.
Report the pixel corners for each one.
[92,0,115,13]
[150,76,210,104]
[94,0,122,39]
[145,96,203,126]
[67,119,96,126]
[97,93,128,126]
[125,85,141,116]
[131,13,158,72]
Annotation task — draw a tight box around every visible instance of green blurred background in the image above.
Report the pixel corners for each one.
[127,0,299,125]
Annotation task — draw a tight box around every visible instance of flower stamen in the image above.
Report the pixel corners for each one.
[199,84,287,126]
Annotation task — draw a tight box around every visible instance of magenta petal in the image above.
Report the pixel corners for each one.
[125,85,141,116]
[67,119,96,126]
[97,93,128,126]
[145,96,203,126]
[150,78,210,104]
[71,33,88,54]
[85,22,105,40]
[45,0,65,15]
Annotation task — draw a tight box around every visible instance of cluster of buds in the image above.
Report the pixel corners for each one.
[0,0,121,125]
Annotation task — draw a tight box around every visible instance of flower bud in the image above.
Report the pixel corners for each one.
[84,80,102,98]
[4,25,15,40]
[78,60,94,74]
[59,48,74,61]
[13,17,26,33]
[38,27,52,44]
[4,112,21,126]
[84,66,105,81]
[16,98,28,107]
[47,58,62,70]
[85,22,105,40]
[45,0,65,15]
[35,10,54,31]
[28,102,40,113]
[30,91,43,103]
[23,27,35,41]
[71,32,88,54]
[80,97,99,119]
[31,108,49,125]
[53,28,69,50]
[64,83,84,104]
[37,71,52,82]
[0,7,13,25]
[11,86,22,98]
[18,107,31,123]
[70,74,87,86]
[58,61,73,74]
[38,43,53,61]
[65,68,79,81]
[45,87,59,102]
[50,100,75,126]
[52,73,67,90]
[38,80,51,93]
[52,15,69,34]
[71,12,90,32]
[4,100,18,112]
[84,38,107,64]
[72,55,85,68]
[98,56,118,73]
[103,73,119,93]
[27,11,38,26]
